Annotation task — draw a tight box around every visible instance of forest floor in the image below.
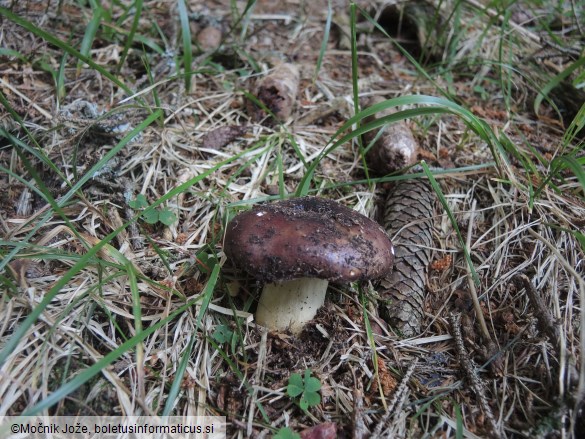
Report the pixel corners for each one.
[1,0,584,438]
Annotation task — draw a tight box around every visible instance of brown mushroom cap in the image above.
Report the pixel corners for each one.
[224,197,394,283]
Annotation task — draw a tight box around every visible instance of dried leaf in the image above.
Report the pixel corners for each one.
[300,422,336,439]
[201,125,247,151]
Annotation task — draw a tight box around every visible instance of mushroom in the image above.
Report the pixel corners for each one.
[223,197,394,333]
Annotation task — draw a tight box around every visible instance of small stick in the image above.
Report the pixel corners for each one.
[352,384,367,439]
[450,313,501,438]
[513,273,560,346]
[297,97,347,125]
[247,328,268,437]
[527,228,585,402]
[466,199,492,342]
[464,0,540,43]
[372,359,418,436]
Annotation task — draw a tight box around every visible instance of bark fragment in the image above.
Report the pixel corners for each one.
[200,125,247,154]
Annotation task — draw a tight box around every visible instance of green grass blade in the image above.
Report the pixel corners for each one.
[276,146,285,198]
[349,2,371,184]
[534,56,585,116]
[162,332,198,416]
[21,283,213,415]
[0,48,27,61]
[287,133,309,169]
[295,95,502,196]
[8,137,87,244]
[77,5,103,75]
[56,41,70,101]
[563,101,585,147]
[360,287,384,404]
[177,0,193,92]
[319,162,496,191]
[162,264,220,416]
[0,6,133,97]
[0,164,51,206]
[2,124,66,182]
[335,95,494,144]
[0,90,44,150]
[117,0,143,71]
[497,9,513,113]
[133,33,165,55]
[556,155,585,195]
[455,402,464,439]
[0,109,163,273]
[232,0,257,42]
[421,161,480,287]
[313,0,332,81]
[349,3,360,119]
[141,53,162,117]
[128,263,143,336]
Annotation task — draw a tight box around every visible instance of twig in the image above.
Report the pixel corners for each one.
[466,199,492,341]
[297,97,347,126]
[247,328,268,437]
[352,384,367,439]
[527,228,585,403]
[372,359,418,437]
[513,273,560,346]
[0,77,54,120]
[450,313,502,438]
[464,0,540,44]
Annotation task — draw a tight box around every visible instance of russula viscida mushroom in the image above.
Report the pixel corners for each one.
[223,197,394,333]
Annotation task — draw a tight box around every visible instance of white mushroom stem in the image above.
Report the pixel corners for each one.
[255,278,328,334]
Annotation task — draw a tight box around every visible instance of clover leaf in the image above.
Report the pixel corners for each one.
[212,325,234,344]
[273,427,300,439]
[286,369,321,411]
[129,194,177,225]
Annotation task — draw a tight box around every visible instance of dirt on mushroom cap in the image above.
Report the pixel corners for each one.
[224,197,394,284]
